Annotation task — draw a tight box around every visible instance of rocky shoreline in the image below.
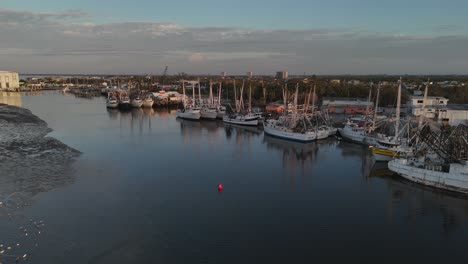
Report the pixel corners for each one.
[0,103,80,211]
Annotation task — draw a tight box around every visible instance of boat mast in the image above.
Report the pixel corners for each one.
[311,84,316,116]
[209,80,213,105]
[218,82,222,109]
[418,79,430,129]
[395,77,402,141]
[192,81,196,106]
[240,80,245,112]
[373,82,381,129]
[293,83,299,123]
[366,87,372,116]
[249,80,252,113]
[198,79,202,106]
[233,79,237,112]
[182,80,186,107]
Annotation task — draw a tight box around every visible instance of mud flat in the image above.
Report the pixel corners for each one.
[0,103,80,212]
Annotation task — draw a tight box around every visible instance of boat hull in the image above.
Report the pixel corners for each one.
[200,110,217,120]
[371,147,397,161]
[264,124,316,142]
[216,111,225,119]
[142,100,154,108]
[338,128,377,145]
[223,116,258,126]
[131,100,143,108]
[389,159,468,194]
[118,103,131,110]
[106,102,119,108]
[176,110,201,120]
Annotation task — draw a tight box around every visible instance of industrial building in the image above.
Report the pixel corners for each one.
[408,96,449,118]
[322,97,373,114]
[0,71,20,91]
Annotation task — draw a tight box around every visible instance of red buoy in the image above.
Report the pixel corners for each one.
[217,183,223,192]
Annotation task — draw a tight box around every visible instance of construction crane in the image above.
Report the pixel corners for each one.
[160,66,168,87]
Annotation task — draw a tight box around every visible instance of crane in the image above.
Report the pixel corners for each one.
[160,66,168,87]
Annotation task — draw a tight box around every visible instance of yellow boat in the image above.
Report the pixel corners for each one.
[370,146,399,161]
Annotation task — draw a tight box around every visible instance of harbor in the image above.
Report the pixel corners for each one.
[1,90,468,263]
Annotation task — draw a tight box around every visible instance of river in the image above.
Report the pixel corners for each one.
[1,91,468,263]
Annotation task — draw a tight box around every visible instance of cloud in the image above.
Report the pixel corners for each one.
[0,8,467,74]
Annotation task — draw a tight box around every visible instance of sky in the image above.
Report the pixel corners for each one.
[0,0,467,75]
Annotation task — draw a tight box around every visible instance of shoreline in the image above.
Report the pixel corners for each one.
[0,103,81,211]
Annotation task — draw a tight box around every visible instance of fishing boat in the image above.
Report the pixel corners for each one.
[176,81,201,120]
[106,92,119,108]
[389,157,468,194]
[389,122,468,194]
[142,94,154,108]
[131,95,143,108]
[223,80,258,126]
[263,83,318,142]
[118,91,131,110]
[215,82,226,119]
[199,81,217,120]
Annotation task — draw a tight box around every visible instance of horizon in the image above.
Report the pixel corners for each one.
[1,0,468,74]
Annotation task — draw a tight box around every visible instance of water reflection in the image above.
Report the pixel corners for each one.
[0,92,22,107]
[369,161,468,234]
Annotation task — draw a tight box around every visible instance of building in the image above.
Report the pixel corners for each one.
[322,97,374,114]
[408,96,449,118]
[221,72,227,78]
[246,72,253,78]
[437,108,468,126]
[347,80,361,85]
[276,71,288,80]
[330,79,341,85]
[0,71,20,91]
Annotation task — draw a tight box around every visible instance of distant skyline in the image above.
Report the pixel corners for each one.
[1,0,467,74]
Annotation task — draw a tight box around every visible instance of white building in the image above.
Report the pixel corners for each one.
[221,72,227,78]
[0,71,20,91]
[276,71,288,80]
[438,109,468,126]
[408,96,449,118]
[246,71,253,78]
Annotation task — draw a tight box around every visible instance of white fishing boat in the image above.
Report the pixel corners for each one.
[223,79,258,126]
[106,92,119,108]
[131,96,143,108]
[316,126,330,140]
[389,157,468,194]
[118,91,131,110]
[263,83,318,142]
[216,105,226,119]
[264,118,317,142]
[199,81,217,120]
[142,94,154,108]
[223,112,259,126]
[176,80,201,120]
[200,106,218,120]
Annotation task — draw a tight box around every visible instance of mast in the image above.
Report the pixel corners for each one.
[418,79,429,129]
[395,77,402,141]
[293,83,299,122]
[198,79,202,105]
[240,80,245,111]
[182,80,186,107]
[373,82,381,129]
[192,81,196,106]
[218,82,222,109]
[234,79,238,112]
[209,80,213,105]
[249,80,252,113]
[366,87,372,116]
[311,84,316,116]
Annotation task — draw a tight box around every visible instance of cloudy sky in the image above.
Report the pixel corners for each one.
[1,0,467,75]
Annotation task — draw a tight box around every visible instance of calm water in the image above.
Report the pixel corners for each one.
[2,91,468,263]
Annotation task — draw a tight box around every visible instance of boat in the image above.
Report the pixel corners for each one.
[199,81,217,120]
[216,82,226,119]
[389,157,468,194]
[131,95,143,108]
[223,79,258,126]
[118,91,131,110]
[176,80,201,120]
[389,122,468,194]
[223,112,259,126]
[263,83,318,142]
[106,92,119,108]
[142,94,154,108]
